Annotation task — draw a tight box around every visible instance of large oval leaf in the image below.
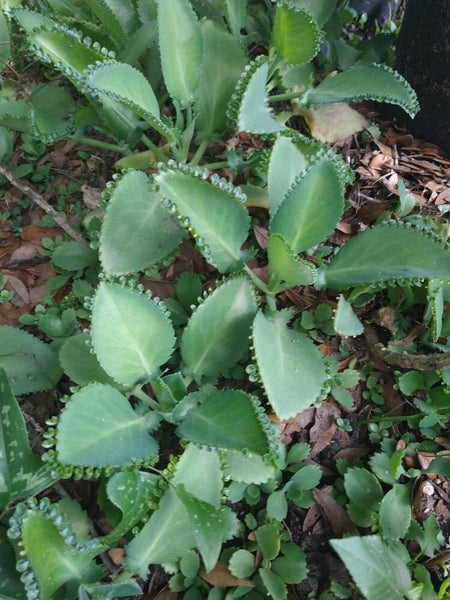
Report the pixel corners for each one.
[59,333,121,388]
[271,160,344,253]
[267,234,316,289]
[0,326,61,394]
[317,223,450,290]
[331,536,412,600]
[155,168,250,273]
[84,61,159,119]
[11,503,103,600]
[177,388,270,455]
[100,170,183,275]
[181,276,257,378]
[272,3,321,65]
[305,64,419,118]
[194,19,246,140]
[56,383,158,467]
[83,61,174,140]
[125,444,223,576]
[158,0,203,106]
[91,283,175,386]
[252,310,327,419]
[229,56,285,134]
[268,135,308,218]
[0,369,54,509]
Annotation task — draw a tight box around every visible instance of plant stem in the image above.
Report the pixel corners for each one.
[0,164,87,244]
[244,264,272,295]
[141,135,169,163]
[201,160,229,170]
[266,293,277,312]
[132,386,161,411]
[190,139,209,166]
[359,413,425,424]
[267,90,306,104]
[74,136,130,154]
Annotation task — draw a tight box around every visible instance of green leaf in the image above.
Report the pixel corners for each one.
[180,550,200,577]
[379,483,412,540]
[0,9,10,62]
[330,535,412,600]
[268,135,308,218]
[177,388,271,455]
[52,241,98,271]
[56,383,158,467]
[91,283,175,386]
[224,0,247,36]
[181,276,257,378]
[294,0,335,26]
[255,523,280,561]
[267,490,288,521]
[272,555,307,584]
[268,234,316,289]
[259,568,287,600]
[100,170,183,275]
[344,467,383,512]
[155,167,250,273]
[15,12,104,76]
[79,578,142,600]
[305,64,419,118]
[231,56,286,134]
[125,445,223,576]
[83,60,173,140]
[176,272,202,312]
[84,61,159,118]
[59,333,123,388]
[0,326,62,394]
[176,484,226,572]
[30,82,75,142]
[195,19,246,139]
[229,549,255,579]
[0,126,13,162]
[224,449,277,485]
[104,471,159,545]
[157,0,203,106]
[333,294,363,336]
[11,502,103,600]
[0,526,25,600]
[369,452,398,485]
[271,160,344,253]
[0,369,54,509]
[252,310,327,419]
[317,223,450,289]
[272,3,320,65]
[407,514,443,558]
[89,0,137,47]
[289,464,322,491]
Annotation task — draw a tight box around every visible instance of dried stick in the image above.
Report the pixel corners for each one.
[364,323,450,370]
[0,163,87,244]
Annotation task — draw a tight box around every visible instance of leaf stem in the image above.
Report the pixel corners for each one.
[132,386,161,411]
[190,139,209,166]
[73,136,131,154]
[141,135,169,163]
[201,160,229,170]
[267,90,306,104]
[244,264,272,296]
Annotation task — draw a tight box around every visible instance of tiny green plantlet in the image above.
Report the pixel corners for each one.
[0,2,449,600]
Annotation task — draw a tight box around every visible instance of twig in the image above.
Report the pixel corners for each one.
[0,164,87,244]
[364,323,450,370]
[0,256,50,270]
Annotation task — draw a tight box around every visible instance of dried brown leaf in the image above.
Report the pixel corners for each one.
[200,562,254,588]
[313,487,358,536]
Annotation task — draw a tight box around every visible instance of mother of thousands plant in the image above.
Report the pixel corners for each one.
[1,1,449,599]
